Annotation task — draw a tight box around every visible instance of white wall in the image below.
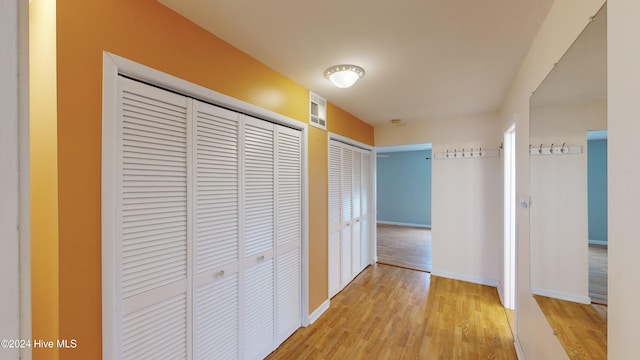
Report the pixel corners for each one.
[529,99,606,303]
[500,0,605,358]
[608,0,640,358]
[375,112,501,285]
[0,1,22,359]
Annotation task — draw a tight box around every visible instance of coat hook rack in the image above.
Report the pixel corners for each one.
[434,146,500,160]
[529,143,582,156]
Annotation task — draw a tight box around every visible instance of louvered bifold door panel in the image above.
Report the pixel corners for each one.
[244,258,275,360]
[328,231,341,298]
[195,273,239,360]
[193,101,240,359]
[328,142,342,232]
[361,151,372,269]
[351,150,362,277]
[275,126,302,248]
[352,150,362,220]
[119,77,188,359]
[341,145,353,224]
[328,141,343,297]
[275,125,302,344]
[243,117,275,257]
[242,116,276,360]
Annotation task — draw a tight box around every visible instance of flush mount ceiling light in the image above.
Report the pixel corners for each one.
[324,64,365,88]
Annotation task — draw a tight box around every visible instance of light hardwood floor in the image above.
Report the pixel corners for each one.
[267,264,516,359]
[376,224,432,272]
[535,295,607,360]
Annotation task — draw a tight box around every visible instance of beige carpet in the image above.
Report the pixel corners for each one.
[376,223,432,272]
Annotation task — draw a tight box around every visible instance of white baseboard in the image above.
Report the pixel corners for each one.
[307,299,330,326]
[497,281,505,306]
[430,269,498,287]
[531,287,591,304]
[376,220,431,228]
[588,239,608,246]
[514,335,526,360]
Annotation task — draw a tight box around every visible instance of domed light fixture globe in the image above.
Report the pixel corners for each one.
[324,64,365,88]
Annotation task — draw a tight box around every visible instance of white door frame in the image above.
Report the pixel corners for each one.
[1,1,31,359]
[503,123,516,310]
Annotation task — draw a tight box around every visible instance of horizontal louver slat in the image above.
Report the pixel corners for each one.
[277,248,301,343]
[342,146,353,223]
[244,122,274,257]
[196,274,239,359]
[121,83,187,300]
[244,259,274,360]
[196,104,240,274]
[329,143,342,228]
[123,292,187,360]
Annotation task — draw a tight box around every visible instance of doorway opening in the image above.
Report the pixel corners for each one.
[375,143,432,272]
[587,129,608,305]
[503,124,516,309]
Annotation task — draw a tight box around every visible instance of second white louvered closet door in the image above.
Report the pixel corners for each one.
[242,116,276,360]
[327,139,373,297]
[119,77,189,360]
[275,125,302,344]
[193,101,241,359]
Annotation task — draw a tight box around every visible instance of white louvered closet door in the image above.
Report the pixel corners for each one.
[328,142,342,298]
[193,101,240,360]
[242,116,276,360]
[274,125,302,344]
[118,77,190,360]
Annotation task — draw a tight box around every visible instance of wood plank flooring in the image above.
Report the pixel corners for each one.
[534,295,607,360]
[376,224,432,272]
[267,264,516,359]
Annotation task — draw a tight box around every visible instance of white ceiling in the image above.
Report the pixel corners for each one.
[158,0,554,127]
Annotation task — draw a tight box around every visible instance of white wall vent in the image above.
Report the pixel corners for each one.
[309,91,327,130]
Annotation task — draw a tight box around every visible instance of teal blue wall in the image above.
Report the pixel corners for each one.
[376,150,431,227]
[588,139,607,243]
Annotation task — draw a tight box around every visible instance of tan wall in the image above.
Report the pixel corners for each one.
[500,0,605,358]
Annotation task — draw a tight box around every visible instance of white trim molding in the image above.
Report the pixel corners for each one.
[376,220,431,229]
[531,288,591,304]
[430,270,499,288]
[307,300,330,325]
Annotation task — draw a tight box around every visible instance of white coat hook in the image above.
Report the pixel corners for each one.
[561,143,567,154]
[539,144,543,154]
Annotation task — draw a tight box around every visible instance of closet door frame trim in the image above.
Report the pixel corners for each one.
[101,52,310,359]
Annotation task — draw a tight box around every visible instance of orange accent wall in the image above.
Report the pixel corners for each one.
[30,0,60,359]
[327,102,375,146]
[50,0,374,359]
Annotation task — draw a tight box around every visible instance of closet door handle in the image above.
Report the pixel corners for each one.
[257,255,265,262]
